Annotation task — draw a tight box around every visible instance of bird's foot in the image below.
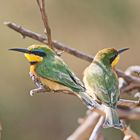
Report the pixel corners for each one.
[30,86,47,96]
[103,120,124,129]
[114,120,124,129]
[29,72,53,96]
[29,72,43,87]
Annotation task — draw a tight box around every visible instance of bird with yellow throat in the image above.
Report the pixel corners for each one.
[9,44,94,107]
[83,48,129,128]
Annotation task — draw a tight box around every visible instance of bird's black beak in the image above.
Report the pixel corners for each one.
[117,48,129,54]
[9,48,31,54]
[9,48,46,57]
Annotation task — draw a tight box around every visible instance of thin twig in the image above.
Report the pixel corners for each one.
[118,99,139,108]
[67,112,101,140]
[89,116,104,140]
[120,66,140,92]
[125,66,140,76]
[118,107,140,120]
[122,121,140,140]
[36,0,53,49]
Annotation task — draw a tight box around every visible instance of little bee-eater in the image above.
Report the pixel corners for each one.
[9,44,93,107]
[83,48,129,128]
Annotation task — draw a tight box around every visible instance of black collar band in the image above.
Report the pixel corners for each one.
[30,61,38,65]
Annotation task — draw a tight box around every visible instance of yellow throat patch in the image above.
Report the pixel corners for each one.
[111,55,120,68]
[24,53,43,62]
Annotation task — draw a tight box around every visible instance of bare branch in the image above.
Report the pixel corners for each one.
[116,69,140,85]
[89,116,104,140]
[36,0,53,49]
[118,66,140,100]
[125,66,140,76]
[121,66,140,99]
[67,112,101,140]
[118,107,140,120]
[116,68,140,95]
[118,99,139,108]
[122,121,140,140]
[4,22,93,62]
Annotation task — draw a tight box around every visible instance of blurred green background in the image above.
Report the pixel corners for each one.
[0,0,140,140]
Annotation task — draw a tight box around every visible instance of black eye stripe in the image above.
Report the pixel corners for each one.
[31,50,46,57]
[110,53,118,64]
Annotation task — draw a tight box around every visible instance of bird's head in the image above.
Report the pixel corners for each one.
[94,48,129,68]
[9,44,55,65]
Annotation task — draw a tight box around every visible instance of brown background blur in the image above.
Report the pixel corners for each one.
[0,0,140,140]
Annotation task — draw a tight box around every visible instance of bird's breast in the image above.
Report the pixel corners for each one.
[39,77,72,91]
[30,65,36,75]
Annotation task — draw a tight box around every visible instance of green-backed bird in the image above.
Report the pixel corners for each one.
[83,48,129,128]
[9,44,93,107]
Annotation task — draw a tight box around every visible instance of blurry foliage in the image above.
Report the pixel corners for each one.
[0,0,140,140]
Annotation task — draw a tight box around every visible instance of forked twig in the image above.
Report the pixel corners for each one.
[36,0,53,49]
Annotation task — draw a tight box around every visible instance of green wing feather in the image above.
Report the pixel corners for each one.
[35,55,85,93]
[85,61,120,107]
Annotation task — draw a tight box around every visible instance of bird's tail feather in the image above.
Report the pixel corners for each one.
[78,93,122,129]
[103,105,122,129]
